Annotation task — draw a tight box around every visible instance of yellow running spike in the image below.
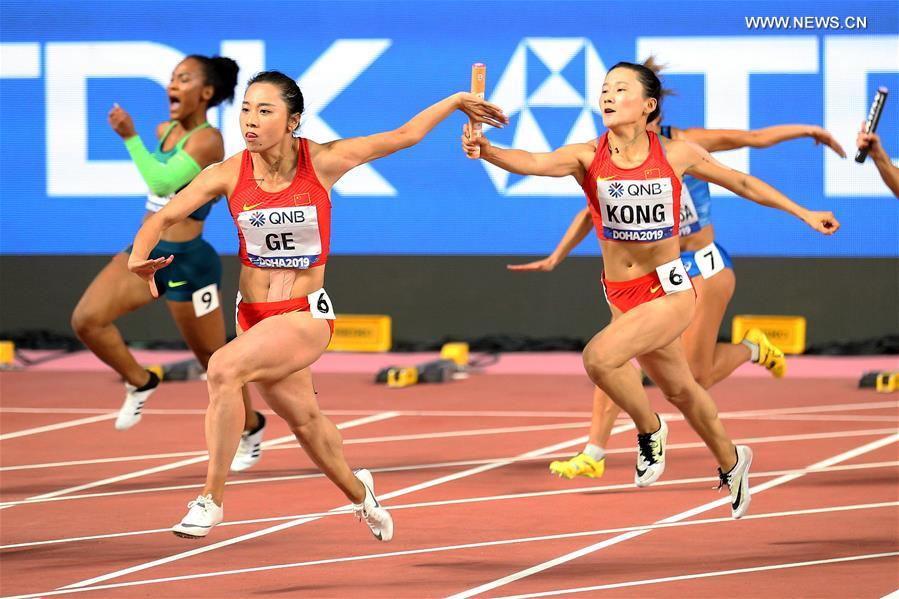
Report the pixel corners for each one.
[548,453,605,479]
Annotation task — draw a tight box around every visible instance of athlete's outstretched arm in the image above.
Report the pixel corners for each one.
[508,207,594,271]
[676,141,839,235]
[315,93,507,185]
[857,122,899,198]
[128,162,230,296]
[675,124,846,158]
[461,123,592,180]
[109,104,224,196]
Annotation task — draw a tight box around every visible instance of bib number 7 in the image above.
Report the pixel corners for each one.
[695,242,725,279]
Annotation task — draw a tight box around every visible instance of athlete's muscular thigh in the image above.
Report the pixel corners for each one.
[255,367,318,429]
[589,291,696,368]
[209,311,331,384]
[637,336,696,399]
[73,252,155,326]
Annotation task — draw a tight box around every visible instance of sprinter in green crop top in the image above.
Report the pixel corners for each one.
[72,55,266,471]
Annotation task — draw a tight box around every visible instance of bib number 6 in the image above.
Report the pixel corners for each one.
[656,258,692,295]
[308,289,336,320]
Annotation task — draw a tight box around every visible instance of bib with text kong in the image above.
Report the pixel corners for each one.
[582,131,682,243]
[596,178,675,241]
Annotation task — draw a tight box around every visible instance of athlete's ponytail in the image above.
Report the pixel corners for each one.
[187,54,240,107]
[641,56,676,100]
[609,61,663,123]
[246,71,305,136]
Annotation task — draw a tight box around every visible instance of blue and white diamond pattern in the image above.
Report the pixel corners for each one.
[482,38,609,196]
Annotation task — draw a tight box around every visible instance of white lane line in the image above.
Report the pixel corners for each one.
[6,397,896,472]
[0,413,118,441]
[0,407,595,418]
[0,419,595,473]
[0,412,400,512]
[493,552,899,599]
[4,426,895,508]
[728,414,898,423]
[5,425,896,508]
[1,450,210,472]
[447,433,899,599]
[285,421,593,447]
[2,502,895,599]
[55,423,632,591]
[4,461,895,551]
[1,398,895,418]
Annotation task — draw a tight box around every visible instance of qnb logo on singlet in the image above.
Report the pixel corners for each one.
[237,206,322,269]
[679,184,701,237]
[597,179,675,242]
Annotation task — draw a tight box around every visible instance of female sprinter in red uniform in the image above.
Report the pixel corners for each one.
[510,64,844,481]
[463,62,837,518]
[71,55,265,471]
[130,71,507,539]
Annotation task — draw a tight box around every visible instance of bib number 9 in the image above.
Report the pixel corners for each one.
[192,283,220,318]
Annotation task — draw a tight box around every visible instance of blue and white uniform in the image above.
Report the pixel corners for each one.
[661,125,734,280]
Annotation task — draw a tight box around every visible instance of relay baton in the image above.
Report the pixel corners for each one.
[469,63,486,158]
[855,87,888,163]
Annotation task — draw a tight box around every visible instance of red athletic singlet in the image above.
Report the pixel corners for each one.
[228,137,331,269]
[581,131,682,243]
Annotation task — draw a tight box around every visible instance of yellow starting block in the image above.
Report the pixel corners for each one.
[732,315,806,355]
[0,340,15,367]
[440,342,470,367]
[327,315,392,352]
[387,367,419,388]
[147,364,166,382]
[876,372,898,393]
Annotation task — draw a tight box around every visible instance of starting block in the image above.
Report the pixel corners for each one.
[377,359,460,388]
[147,364,166,382]
[440,342,470,367]
[375,342,471,388]
[858,371,898,393]
[387,367,419,388]
[0,340,15,370]
[877,373,898,393]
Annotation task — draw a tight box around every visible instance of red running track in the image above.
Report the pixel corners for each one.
[0,363,897,598]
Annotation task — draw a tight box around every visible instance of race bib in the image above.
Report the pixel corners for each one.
[146,192,172,213]
[308,288,336,320]
[238,206,322,269]
[596,178,675,241]
[694,242,725,279]
[678,184,701,236]
[655,258,692,295]
[192,283,220,318]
